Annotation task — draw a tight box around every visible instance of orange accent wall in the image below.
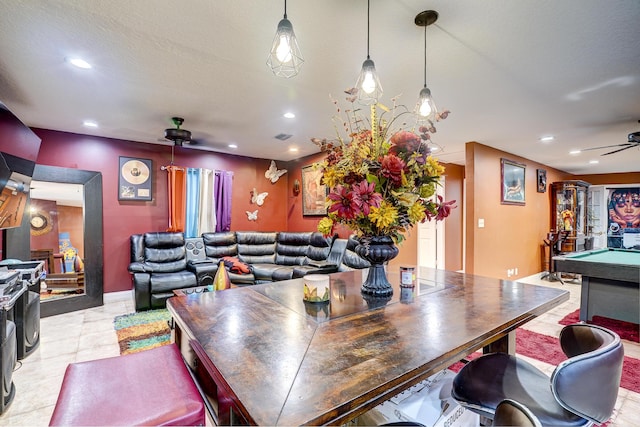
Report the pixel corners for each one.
[464,142,573,280]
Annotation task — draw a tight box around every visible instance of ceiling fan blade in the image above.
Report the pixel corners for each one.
[601,145,636,156]
[579,143,632,152]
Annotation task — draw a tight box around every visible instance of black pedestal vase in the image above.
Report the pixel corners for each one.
[355,235,399,297]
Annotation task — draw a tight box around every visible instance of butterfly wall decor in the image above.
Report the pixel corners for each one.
[251,188,268,206]
[265,160,287,183]
[246,210,258,221]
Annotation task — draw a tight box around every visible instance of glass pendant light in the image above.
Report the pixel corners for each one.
[415,10,438,120]
[355,0,383,105]
[267,0,304,78]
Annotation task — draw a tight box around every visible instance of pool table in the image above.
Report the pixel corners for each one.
[554,248,640,324]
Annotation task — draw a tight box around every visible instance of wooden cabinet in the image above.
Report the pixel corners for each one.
[551,180,590,252]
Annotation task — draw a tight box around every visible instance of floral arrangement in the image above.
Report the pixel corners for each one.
[313,96,456,244]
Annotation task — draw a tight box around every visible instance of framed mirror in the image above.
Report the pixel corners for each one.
[5,165,103,317]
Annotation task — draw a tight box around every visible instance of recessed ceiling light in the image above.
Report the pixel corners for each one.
[289,147,299,152]
[67,58,92,69]
[589,160,599,164]
[228,144,238,149]
[569,150,581,155]
[283,112,295,119]
[539,136,555,142]
[83,120,98,128]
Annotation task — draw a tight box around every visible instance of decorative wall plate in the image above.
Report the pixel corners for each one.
[30,210,53,235]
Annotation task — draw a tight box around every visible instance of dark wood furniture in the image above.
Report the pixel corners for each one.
[554,248,640,323]
[551,180,590,253]
[167,267,569,426]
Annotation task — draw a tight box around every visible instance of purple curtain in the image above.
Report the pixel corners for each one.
[214,171,233,232]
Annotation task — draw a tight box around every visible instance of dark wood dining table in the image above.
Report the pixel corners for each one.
[167,267,569,426]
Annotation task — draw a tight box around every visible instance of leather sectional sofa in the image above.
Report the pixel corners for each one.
[129,231,370,311]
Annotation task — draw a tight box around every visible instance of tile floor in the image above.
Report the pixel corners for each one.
[1,274,638,426]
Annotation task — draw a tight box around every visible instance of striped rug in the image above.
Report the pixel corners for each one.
[113,309,171,355]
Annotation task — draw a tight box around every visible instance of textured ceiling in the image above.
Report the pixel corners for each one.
[0,0,639,174]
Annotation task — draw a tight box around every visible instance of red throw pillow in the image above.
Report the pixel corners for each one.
[222,256,250,274]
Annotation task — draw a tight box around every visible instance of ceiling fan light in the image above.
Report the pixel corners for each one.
[267,18,304,78]
[355,58,383,105]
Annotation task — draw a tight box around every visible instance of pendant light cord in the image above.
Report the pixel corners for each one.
[366,0,370,59]
[283,0,287,19]
[423,24,427,88]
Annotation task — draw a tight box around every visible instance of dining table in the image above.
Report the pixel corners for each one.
[167,267,569,426]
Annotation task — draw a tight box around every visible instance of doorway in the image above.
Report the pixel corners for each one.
[418,184,445,269]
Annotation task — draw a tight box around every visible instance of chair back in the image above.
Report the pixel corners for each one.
[551,324,624,424]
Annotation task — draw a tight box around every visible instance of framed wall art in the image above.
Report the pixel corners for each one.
[501,158,526,205]
[301,165,327,216]
[537,169,547,193]
[118,156,152,201]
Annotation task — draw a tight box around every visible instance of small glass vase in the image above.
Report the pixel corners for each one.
[355,235,399,297]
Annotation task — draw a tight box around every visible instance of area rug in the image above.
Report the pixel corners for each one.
[559,309,639,343]
[449,328,640,395]
[113,309,171,355]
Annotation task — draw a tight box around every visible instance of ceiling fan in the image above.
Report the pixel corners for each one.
[163,117,196,147]
[579,122,640,156]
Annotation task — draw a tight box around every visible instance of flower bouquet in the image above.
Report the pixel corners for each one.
[312,96,456,295]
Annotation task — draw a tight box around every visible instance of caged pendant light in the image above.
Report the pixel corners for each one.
[354,0,383,105]
[267,0,304,78]
[415,10,439,120]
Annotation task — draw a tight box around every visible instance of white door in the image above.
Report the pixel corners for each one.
[418,184,445,269]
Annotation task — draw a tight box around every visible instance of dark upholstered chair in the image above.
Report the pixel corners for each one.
[129,232,197,311]
[451,324,624,427]
[493,399,542,427]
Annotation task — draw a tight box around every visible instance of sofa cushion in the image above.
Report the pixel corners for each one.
[250,263,283,281]
[276,232,311,266]
[203,231,238,259]
[272,266,296,281]
[237,232,277,264]
[144,232,185,248]
[149,270,197,293]
[306,232,335,262]
[130,234,145,263]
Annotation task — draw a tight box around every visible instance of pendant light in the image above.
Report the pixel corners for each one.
[355,0,383,105]
[267,0,304,78]
[415,10,438,120]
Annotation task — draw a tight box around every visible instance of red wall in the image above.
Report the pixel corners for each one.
[284,153,329,234]
[34,129,293,293]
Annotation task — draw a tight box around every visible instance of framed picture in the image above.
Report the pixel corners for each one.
[501,158,526,205]
[301,165,327,216]
[537,169,547,193]
[118,157,152,201]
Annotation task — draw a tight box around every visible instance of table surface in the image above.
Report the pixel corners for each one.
[167,267,569,426]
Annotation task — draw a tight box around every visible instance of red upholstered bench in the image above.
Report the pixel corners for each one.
[49,344,205,426]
